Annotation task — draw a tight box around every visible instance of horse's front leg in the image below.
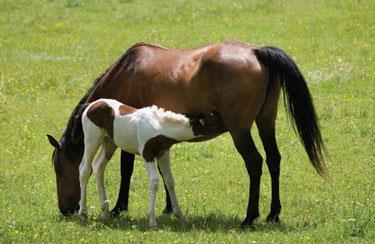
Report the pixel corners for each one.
[158,166,173,215]
[156,151,186,222]
[110,150,135,217]
[143,160,159,227]
[230,128,263,228]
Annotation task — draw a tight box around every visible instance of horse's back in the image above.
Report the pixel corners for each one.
[90,41,270,128]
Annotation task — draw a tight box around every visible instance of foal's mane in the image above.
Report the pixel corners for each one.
[147,105,189,125]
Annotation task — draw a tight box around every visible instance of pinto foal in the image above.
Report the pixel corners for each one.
[78,98,221,227]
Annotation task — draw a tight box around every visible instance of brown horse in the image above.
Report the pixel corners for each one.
[47,40,326,227]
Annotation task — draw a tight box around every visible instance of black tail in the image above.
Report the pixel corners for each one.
[254,46,327,177]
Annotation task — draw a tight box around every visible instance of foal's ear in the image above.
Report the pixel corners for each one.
[47,135,61,151]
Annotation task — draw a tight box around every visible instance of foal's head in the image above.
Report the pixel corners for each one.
[47,135,81,216]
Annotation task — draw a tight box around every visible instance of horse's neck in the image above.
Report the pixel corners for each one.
[63,138,84,165]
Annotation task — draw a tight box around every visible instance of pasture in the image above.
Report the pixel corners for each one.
[0,0,374,242]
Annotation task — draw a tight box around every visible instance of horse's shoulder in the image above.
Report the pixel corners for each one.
[113,43,168,75]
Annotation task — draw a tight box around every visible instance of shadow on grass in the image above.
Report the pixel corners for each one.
[60,213,299,233]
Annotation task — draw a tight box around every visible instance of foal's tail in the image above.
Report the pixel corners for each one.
[254,46,327,177]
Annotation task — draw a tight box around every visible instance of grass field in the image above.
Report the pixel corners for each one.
[0,0,374,242]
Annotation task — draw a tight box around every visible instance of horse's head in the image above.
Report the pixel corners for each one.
[47,135,80,216]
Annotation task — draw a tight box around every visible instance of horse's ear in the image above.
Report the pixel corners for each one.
[47,135,61,151]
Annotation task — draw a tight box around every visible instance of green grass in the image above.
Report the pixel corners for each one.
[0,0,374,242]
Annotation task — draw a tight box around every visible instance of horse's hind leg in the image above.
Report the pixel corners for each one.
[92,138,116,220]
[256,118,281,222]
[230,128,263,228]
[156,151,185,222]
[159,166,173,215]
[256,80,282,222]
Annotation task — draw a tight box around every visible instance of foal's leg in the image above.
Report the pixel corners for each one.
[111,150,135,217]
[156,151,185,221]
[79,134,102,217]
[111,157,172,217]
[230,128,263,228]
[143,160,159,227]
[92,140,116,220]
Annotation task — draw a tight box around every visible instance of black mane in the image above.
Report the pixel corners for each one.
[60,69,107,157]
[58,43,154,161]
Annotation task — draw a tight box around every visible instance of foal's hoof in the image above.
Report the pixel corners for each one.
[149,222,158,229]
[79,212,88,221]
[101,213,111,221]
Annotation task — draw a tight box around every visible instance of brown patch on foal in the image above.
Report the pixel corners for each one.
[142,135,178,162]
[119,104,136,116]
[86,101,115,138]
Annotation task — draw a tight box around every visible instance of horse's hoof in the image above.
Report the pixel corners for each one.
[110,207,127,218]
[240,219,255,230]
[240,224,255,230]
[266,214,280,223]
[240,220,254,229]
[240,214,259,229]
